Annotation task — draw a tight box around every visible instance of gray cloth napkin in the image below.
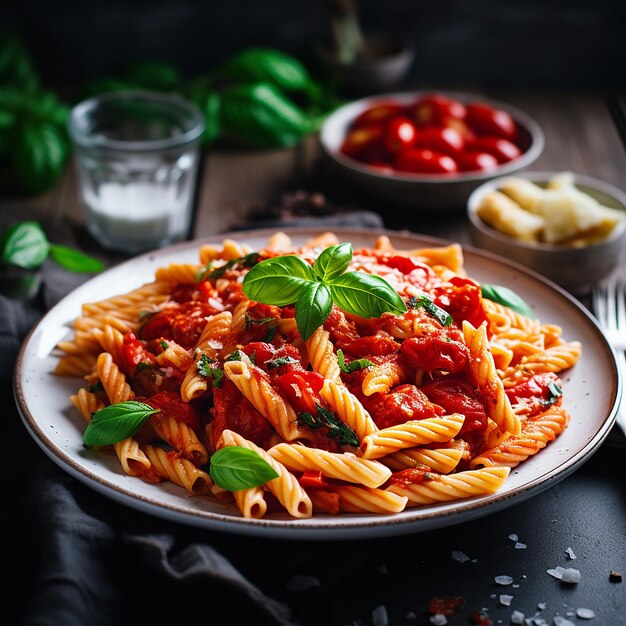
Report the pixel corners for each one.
[7,210,385,626]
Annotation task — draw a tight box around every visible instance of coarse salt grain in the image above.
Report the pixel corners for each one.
[495,575,514,585]
[285,574,320,591]
[509,533,519,542]
[576,608,595,619]
[511,610,525,624]
[553,617,576,626]
[429,614,447,625]
[561,568,581,584]
[537,603,547,611]
[372,605,389,626]
[515,542,527,550]
[512,584,520,589]
[451,550,471,562]
[547,567,565,580]
[406,611,416,620]
[565,547,576,560]
[377,564,388,574]
[499,594,513,606]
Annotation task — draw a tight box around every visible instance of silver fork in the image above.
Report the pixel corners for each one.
[592,278,626,434]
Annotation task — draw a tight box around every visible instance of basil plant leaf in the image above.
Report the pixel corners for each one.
[295,281,332,341]
[1,221,49,269]
[209,446,279,491]
[217,48,313,92]
[313,242,352,282]
[481,284,535,319]
[242,254,316,305]
[83,401,159,447]
[49,244,104,273]
[329,271,407,319]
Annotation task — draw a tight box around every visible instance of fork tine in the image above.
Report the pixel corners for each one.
[615,279,626,334]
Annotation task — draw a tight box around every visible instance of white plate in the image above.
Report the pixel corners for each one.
[14,227,621,540]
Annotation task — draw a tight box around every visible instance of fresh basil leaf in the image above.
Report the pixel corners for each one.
[49,244,104,273]
[336,348,373,374]
[207,252,260,279]
[83,401,159,447]
[224,350,243,362]
[209,446,279,491]
[217,48,313,92]
[295,281,333,341]
[14,122,69,194]
[219,82,313,148]
[298,405,359,447]
[408,295,453,327]
[200,91,221,147]
[328,271,407,319]
[481,284,536,319]
[1,221,49,269]
[242,254,316,306]
[197,355,223,387]
[544,380,563,405]
[313,242,352,282]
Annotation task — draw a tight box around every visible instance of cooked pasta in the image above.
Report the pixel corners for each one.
[55,232,580,520]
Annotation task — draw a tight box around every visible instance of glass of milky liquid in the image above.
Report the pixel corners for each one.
[68,91,205,254]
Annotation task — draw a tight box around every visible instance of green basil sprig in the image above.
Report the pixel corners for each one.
[0,221,104,273]
[298,405,359,447]
[242,243,406,341]
[197,354,223,388]
[481,284,535,319]
[408,295,453,327]
[209,446,279,491]
[83,401,159,447]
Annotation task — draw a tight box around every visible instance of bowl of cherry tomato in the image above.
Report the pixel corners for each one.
[319,91,545,210]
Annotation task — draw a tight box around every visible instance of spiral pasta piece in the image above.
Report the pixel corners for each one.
[379,446,464,474]
[386,467,510,506]
[463,320,521,436]
[306,327,341,383]
[70,388,105,423]
[233,487,268,519]
[220,430,312,518]
[470,405,570,469]
[155,263,202,285]
[268,443,391,488]
[149,413,208,466]
[97,352,134,404]
[359,415,465,460]
[142,445,212,495]
[319,380,378,440]
[333,485,408,514]
[361,360,408,396]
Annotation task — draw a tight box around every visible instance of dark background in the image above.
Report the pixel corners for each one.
[1,0,625,90]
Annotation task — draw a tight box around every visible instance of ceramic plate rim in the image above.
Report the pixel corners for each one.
[14,226,621,540]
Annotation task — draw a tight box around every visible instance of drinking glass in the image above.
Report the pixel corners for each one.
[68,91,205,254]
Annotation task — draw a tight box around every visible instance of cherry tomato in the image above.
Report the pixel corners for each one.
[413,126,465,155]
[394,149,458,174]
[339,124,383,160]
[413,94,467,127]
[455,151,499,172]
[465,103,517,140]
[353,102,403,128]
[468,136,521,163]
[383,116,417,154]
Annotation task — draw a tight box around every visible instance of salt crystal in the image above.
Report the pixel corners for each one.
[509,533,519,541]
[576,608,595,619]
[377,564,388,574]
[451,550,471,562]
[511,610,525,624]
[490,593,497,599]
[372,605,389,626]
[285,574,321,591]
[547,567,565,579]
[561,568,581,584]
[406,611,416,620]
[515,542,527,550]
[495,575,514,585]
[522,575,527,579]
[553,617,576,626]
[429,614,447,626]
[537,603,547,610]
[512,584,520,588]
[499,594,513,606]
[565,547,576,560]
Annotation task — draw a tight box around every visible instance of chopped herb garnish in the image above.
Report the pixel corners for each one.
[336,348,374,374]
[135,362,153,372]
[543,380,563,406]
[407,295,453,326]
[298,404,359,447]
[265,324,278,342]
[244,314,275,329]
[225,350,243,362]
[208,252,261,280]
[88,381,104,393]
[139,310,156,320]
[197,354,223,387]
[160,340,169,351]
[195,260,214,283]
[266,356,299,370]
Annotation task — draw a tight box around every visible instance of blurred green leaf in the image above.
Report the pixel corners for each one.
[1,221,49,269]
[49,244,104,273]
[121,60,181,91]
[0,28,39,93]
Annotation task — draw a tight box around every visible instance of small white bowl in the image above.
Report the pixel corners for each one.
[320,90,545,211]
[467,171,626,293]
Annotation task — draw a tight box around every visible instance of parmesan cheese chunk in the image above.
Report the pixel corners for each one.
[476,191,545,241]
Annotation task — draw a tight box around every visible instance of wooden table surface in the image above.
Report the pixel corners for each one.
[2,90,625,274]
